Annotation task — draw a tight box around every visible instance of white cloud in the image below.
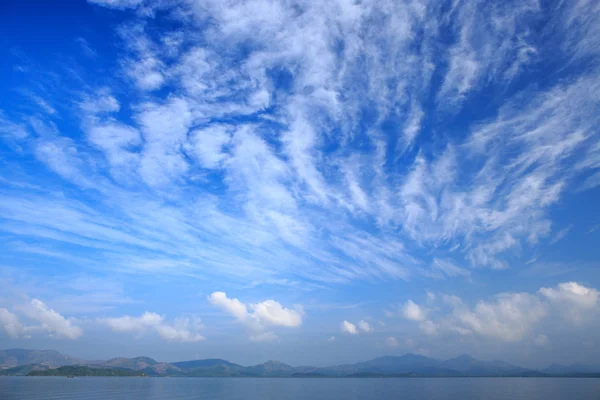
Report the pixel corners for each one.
[209,292,250,322]
[0,308,28,338]
[340,319,373,335]
[328,336,335,342]
[0,300,83,340]
[208,292,302,341]
[186,125,231,169]
[385,336,399,348]
[101,311,161,332]
[450,293,547,342]
[539,282,599,322]
[136,98,192,187]
[31,122,92,188]
[549,225,573,244]
[402,300,426,321]
[340,320,358,335]
[419,320,438,336]
[411,282,600,343]
[100,312,204,342]
[357,320,373,333]
[1,0,600,345]
[20,299,83,339]
[539,282,599,309]
[86,122,141,177]
[119,24,165,91]
[30,95,56,115]
[431,258,471,279]
[0,111,29,140]
[250,300,303,328]
[88,0,143,9]
[80,90,120,115]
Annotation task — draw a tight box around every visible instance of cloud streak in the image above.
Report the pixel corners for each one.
[0,0,597,291]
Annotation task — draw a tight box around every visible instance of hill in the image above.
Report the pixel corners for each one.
[3,348,600,378]
[28,366,145,377]
[0,349,84,368]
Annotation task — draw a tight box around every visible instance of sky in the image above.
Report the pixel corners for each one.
[0,0,599,369]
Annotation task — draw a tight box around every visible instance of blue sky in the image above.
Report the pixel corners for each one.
[1,0,600,368]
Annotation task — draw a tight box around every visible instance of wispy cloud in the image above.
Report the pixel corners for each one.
[99,312,205,342]
[0,0,597,289]
[0,0,599,361]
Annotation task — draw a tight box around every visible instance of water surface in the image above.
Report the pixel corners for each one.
[1,377,600,400]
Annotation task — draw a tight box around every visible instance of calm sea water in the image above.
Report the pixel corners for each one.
[1,377,600,400]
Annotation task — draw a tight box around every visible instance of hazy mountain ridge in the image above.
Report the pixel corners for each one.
[0,349,84,368]
[2,349,599,377]
[28,365,145,377]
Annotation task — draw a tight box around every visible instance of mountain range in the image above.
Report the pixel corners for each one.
[1,349,599,377]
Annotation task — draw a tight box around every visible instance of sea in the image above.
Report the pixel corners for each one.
[1,377,599,399]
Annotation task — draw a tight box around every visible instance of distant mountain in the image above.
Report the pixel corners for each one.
[172,358,241,370]
[0,349,84,368]
[28,366,144,377]
[104,357,183,376]
[315,354,457,376]
[172,358,245,377]
[105,356,157,370]
[0,364,52,376]
[353,354,442,374]
[440,354,529,376]
[245,360,296,376]
[3,348,600,378]
[541,363,600,375]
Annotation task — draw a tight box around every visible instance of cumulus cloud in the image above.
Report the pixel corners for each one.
[403,282,600,343]
[450,293,547,342]
[402,300,426,321]
[208,292,302,341]
[0,299,82,339]
[251,300,303,328]
[419,320,438,336]
[358,320,373,333]
[100,312,204,342]
[539,282,599,322]
[0,308,28,338]
[539,282,599,309]
[340,319,373,335]
[385,336,399,348]
[21,299,83,339]
[340,320,358,335]
[209,292,250,322]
